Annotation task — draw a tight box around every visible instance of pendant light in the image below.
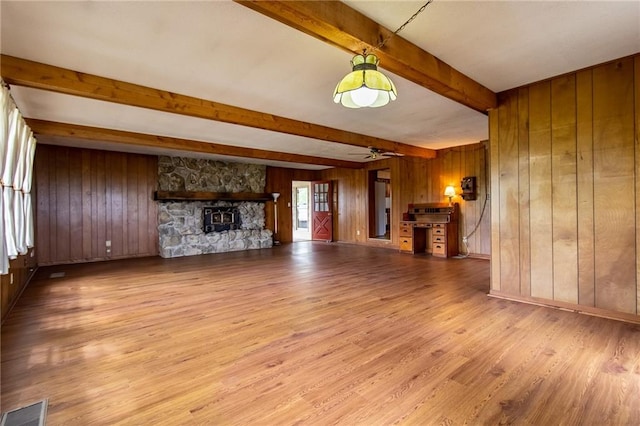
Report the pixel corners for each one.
[333,53,397,108]
[332,1,432,109]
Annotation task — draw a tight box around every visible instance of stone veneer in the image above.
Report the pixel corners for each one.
[157,156,272,258]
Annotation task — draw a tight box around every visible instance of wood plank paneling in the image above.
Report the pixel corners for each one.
[479,146,491,256]
[35,145,158,265]
[81,149,93,259]
[490,109,501,291]
[321,167,367,244]
[498,91,521,294]
[107,152,127,258]
[518,87,531,296]
[95,151,107,259]
[69,148,84,261]
[592,58,635,314]
[1,268,9,320]
[56,147,71,262]
[137,158,149,255]
[490,53,640,320]
[36,148,50,263]
[126,155,140,255]
[528,81,554,300]
[435,144,491,258]
[576,69,595,306]
[636,56,640,315]
[551,75,578,304]
[105,151,113,259]
[464,144,486,256]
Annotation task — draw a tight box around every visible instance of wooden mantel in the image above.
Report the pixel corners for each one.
[154,191,273,202]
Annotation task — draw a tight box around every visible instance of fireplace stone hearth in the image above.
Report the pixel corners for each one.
[157,157,272,258]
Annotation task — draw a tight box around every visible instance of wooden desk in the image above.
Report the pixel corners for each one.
[399,221,458,257]
[399,203,459,257]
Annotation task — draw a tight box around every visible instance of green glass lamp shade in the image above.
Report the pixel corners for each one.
[333,54,397,108]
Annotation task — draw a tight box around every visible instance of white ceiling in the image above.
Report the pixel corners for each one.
[2,1,639,169]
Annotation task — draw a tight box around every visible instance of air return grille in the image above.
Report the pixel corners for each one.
[1,399,48,426]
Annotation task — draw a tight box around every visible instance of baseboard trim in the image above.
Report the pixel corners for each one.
[488,290,640,325]
[468,253,490,260]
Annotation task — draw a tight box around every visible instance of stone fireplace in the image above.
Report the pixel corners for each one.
[157,156,272,258]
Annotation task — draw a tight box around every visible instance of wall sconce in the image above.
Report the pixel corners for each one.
[444,186,456,205]
[272,192,280,245]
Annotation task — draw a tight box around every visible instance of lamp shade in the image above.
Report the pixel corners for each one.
[444,186,456,198]
[333,54,397,108]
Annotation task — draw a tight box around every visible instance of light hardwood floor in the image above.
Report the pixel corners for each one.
[2,242,639,425]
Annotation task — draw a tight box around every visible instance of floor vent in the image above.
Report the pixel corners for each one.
[49,272,65,279]
[1,399,48,426]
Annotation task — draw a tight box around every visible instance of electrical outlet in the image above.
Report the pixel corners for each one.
[10,273,14,285]
[357,230,360,235]
[105,240,111,247]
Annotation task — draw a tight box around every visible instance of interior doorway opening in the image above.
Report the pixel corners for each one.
[368,169,391,240]
[292,181,311,241]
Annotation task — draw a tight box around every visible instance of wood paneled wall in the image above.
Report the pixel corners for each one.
[266,142,490,257]
[490,54,640,320]
[319,166,368,245]
[35,145,159,265]
[393,144,491,256]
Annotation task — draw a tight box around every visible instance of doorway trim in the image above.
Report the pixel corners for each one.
[292,181,311,241]
[368,168,391,240]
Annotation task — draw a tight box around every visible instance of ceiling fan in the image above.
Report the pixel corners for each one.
[359,146,402,160]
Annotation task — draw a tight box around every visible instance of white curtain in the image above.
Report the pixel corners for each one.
[0,86,9,274]
[13,118,29,255]
[2,107,20,261]
[23,134,36,248]
[0,80,36,274]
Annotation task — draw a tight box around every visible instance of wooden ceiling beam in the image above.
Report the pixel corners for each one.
[235,0,497,113]
[2,54,436,160]
[24,119,365,169]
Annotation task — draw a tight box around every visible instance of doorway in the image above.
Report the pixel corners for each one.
[311,180,333,241]
[292,181,311,241]
[368,169,391,240]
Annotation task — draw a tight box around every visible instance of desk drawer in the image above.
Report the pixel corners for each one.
[433,235,445,244]
[400,237,413,252]
[432,243,446,256]
[400,225,413,237]
[433,227,446,236]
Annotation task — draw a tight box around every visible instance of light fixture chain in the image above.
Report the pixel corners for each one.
[369,0,434,54]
